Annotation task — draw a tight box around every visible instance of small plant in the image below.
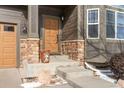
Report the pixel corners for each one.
[40,50,50,63]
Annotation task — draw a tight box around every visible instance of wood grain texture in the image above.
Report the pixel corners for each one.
[44,17,59,54]
[0,24,16,67]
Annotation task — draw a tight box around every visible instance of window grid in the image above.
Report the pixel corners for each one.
[115,11,117,39]
[87,8,100,39]
[106,9,124,40]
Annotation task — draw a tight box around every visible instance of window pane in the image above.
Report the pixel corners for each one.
[117,27,124,39]
[106,24,115,38]
[117,13,124,26]
[88,10,98,23]
[106,10,115,24]
[88,25,98,38]
[4,25,14,32]
[106,10,115,38]
[117,13,124,39]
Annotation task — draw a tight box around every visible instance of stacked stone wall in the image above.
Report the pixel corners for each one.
[61,40,84,61]
[20,38,40,65]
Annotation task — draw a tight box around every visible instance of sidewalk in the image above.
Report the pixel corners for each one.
[56,66,116,88]
[0,68,22,88]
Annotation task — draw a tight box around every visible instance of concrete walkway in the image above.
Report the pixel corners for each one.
[56,66,116,88]
[0,68,22,88]
[43,83,73,88]
[67,76,115,88]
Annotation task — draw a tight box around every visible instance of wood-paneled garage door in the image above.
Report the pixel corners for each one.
[0,23,16,68]
[44,17,60,54]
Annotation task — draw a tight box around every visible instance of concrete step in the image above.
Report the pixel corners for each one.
[56,65,116,88]
[50,55,68,58]
[50,55,68,60]
[50,55,76,63]
[56,65,93,79]
[67,76,116,88]
[56,65,85,79]
[66,70,93,79]
[22,60,79,77]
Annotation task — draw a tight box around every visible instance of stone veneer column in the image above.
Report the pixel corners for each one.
[20,39,28,64]
[20,38,40,66]
[61,40,84,62]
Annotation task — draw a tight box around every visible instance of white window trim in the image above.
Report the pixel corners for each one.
[106,9,124,40]
[87,8,100,39]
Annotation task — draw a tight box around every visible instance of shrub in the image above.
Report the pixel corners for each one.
[109,53,124,80]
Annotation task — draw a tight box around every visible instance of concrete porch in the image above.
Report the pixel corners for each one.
[19,55,79,78]
[0,55,117,88]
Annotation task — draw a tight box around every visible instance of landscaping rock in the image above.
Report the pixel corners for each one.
[38,69,52,85]
[116,79,124,88]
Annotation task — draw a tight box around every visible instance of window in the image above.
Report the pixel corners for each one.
[106,10,115,38]
[106,10,124,40]
[4,25,14,32]
[87,9,99,39]
[117,13,124,39]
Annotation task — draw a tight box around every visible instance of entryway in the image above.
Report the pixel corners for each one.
[0,23,17,68]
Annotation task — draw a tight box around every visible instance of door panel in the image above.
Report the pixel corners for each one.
[0,24,16,68]
[44,17,60,54]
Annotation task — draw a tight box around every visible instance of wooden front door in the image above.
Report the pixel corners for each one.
[0,23,16,68]
[44,17,60,54]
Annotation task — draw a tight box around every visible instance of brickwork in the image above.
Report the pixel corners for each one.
[61,40,84,61]
[20,38,40,65]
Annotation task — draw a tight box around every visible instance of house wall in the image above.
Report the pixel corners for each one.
[0,7,27,67]
[0,6,40,66]
[78,5,85,40]
[83,5,124,63]
[61,40,84,61]
[0,6,28,38]
[61,6,84,61]
[103,6,124,62]
[83,5,106,63]
[62,6,78,41]
[3,5,123,66]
